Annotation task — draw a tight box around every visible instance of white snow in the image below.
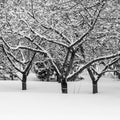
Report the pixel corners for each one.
[0,73,120,120]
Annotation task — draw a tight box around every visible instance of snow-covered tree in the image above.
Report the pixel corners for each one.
[1,0,120,94]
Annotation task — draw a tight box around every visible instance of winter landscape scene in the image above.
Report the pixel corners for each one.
[0,0,120,120]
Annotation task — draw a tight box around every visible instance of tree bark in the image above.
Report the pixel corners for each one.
[22,74,27,90]
[61,77,67,93]
[46,69,50,82]
[56,74,61,83]
[92,82,98,94]
[87,67,98,94]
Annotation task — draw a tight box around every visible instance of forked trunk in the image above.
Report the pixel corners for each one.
[87,68,98,94]
[22,74,27,90]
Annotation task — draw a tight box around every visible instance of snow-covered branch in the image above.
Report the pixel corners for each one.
[1,36,30,65]
[22,37,62,76]
[96,57,120,82]
[11,46,46,55]
[41,25,71,44]
[67,52,120,81]
[30,0,35,18]
[102,70,120,74]
[91,66,99,76]
[39,37,69,48]
[22,12,71,47]
[31,42,62,76]
[69,1,106,48]
[22,8,71,46]
[79,0,93,19]
[102,58,120,73]
[2,45,23,74]
[0,36,11,50]
[24,51,36,75]
[6,51,26,65]
[79,12,92,28]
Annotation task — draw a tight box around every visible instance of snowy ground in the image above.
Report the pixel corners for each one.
[0,72,120,120]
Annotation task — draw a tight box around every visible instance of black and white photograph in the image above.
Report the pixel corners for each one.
[0,0,120,120]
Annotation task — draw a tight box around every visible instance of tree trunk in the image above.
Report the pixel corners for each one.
[61,77,67,94]
[92,82,98,94]
[57,75,61,83]
[87,68,98,94]
[22,74,27,90]
[46,69,49,82]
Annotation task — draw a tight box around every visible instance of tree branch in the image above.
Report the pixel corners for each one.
[96,57,120,82]
[79,0,93,18]
[41,24,71,44]
[2,45,23,74]
[40,37,69,48]
[24,37,62,76]
[69,1,106,48]
[11,46,46,55]
[67,52,120,80]
[6,51,25,65]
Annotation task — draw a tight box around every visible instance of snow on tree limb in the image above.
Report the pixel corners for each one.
[25,35,69,48]
[79,12,92,28]
[30,0,35,18]
[19,36,62,76]
[24,51,36,75]
[11,46,46,55]
[79,0,93,19]
[24,36,82,61]
[101,58,120,74]
[96,57,120,82]
[41,25,71,44]
[31,42,62,76]
[22,6,71,45]
[21,7,71,46]
[27,37,61,76]
[20,16,70,48]
[2,45,23,73]
[0,36,30,64]
[91,66,99,76]
[40,37,69,48]
[67,52,120,80]
[6,51,26,65]
[69,1,106,48]
[102,70,120,74]
[0,36,11,50]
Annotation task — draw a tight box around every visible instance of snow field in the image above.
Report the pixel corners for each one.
[0,73,120,120]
